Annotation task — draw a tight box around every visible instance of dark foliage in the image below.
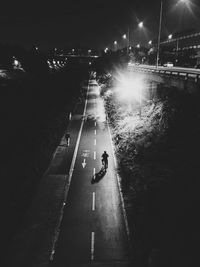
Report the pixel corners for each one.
[1,63,89,256]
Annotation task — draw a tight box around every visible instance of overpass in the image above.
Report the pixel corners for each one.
[128,64,200,94]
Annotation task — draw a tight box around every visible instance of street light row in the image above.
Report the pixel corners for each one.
[105,0,192,66]
[105,21,144,53]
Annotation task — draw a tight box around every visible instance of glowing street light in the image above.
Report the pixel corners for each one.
[136,44,140,48]
[114,70,145,118]
[168,34,173,40]
[114,40,118,51]
[138,21,144,28]
[148,40,152,45]
[123,34,127,39]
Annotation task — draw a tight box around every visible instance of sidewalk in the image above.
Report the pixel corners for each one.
[8,94,86,267]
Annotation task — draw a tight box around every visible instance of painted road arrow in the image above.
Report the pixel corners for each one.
[82,158,87,168]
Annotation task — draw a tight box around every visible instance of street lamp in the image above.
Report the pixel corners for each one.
[148,40,152,45]
[156,0,191,68]
[156,1,163,68]
[138,21,144,28]
[122,32,130,55]
[168,34,173,40]
[136,44,140,48]
[114,40,118,51]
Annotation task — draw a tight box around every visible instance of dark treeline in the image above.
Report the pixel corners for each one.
[0,43,50,73]
[1,55,89,257]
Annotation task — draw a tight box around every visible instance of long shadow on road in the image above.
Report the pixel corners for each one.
[91,167,107,184]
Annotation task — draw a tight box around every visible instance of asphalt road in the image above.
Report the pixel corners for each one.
[51,79,130,267]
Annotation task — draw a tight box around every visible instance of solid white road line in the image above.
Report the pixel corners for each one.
[50,81,90,261]
[91,232,95,261]
[94,139,96,146]
[94,129,96,135]
[93,168,96,176]
[94,121,96,127]
[94,151,96,160]
[92,192,95,211]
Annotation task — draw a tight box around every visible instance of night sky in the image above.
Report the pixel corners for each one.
[1,0,200,51]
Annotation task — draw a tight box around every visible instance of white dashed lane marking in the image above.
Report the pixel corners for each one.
[92,192,95,211]
[91,232,95,261]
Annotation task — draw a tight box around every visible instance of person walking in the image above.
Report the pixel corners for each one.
[65,132,70,146]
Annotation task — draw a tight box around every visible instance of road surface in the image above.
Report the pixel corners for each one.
[50,78,131,267]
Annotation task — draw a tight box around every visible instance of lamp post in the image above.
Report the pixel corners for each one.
[123,30,130,55]
[156,0,191,68]
[128,21,143,48]
[114,40,118,51]
[168,34,172,41]
[156,1,163,68]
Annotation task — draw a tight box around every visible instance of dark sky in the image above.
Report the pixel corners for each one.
[1,0,200,51]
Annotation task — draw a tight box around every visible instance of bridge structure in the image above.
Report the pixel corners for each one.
[128,64,200,95]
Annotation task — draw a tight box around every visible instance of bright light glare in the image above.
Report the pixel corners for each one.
[114,41,117,45]
[148,40,152,45]
[168,34,173,40]
[114,70,145,103]
[174,0,195,16]
[138,21,144,28]
[14,60,19,66]
[123,34,127,39]
[104,47,109,53]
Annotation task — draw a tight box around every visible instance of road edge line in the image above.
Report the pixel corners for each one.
[49,80,90,262]
[106,114,131,245]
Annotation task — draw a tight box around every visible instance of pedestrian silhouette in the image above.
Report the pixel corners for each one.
[65,132,70,146]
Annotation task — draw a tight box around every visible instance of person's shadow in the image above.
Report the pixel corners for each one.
[91,167,106,184]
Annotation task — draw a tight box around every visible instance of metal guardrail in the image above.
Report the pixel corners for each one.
[128,65,200,83]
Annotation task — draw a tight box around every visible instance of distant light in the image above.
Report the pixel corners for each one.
[14,59,19,66]
[89,62,92,65]
[88,49,91,53]
[123,34,127,39]
[168,34,173,40]
[129,46,132,50]
[136,44,140,48]
[114,41,117,45]
[104,47,109,53]
[148,40,152,45]
[138,21,144,28]
[72,49,75,52]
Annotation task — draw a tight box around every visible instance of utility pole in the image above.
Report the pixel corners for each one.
[156,1,163,68]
